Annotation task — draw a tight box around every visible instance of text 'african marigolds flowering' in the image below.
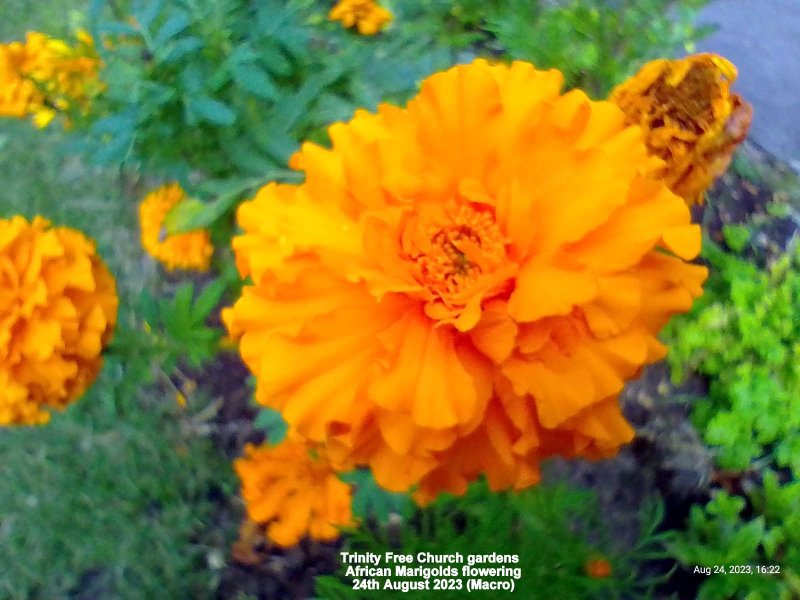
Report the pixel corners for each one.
[610,53,752,206]
[234,439,355,547]
[329,0,393,36]
[0,216,118,425]
[0,30,101,128]
[224,59,708,505]
[139,183,214,272]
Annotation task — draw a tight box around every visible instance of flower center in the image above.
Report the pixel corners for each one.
[402,205,506,303]
[652,65,717,134]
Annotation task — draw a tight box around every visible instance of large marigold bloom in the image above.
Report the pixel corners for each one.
[0,216,118,425]
[329,0,392,35]
[233,439,355,547]
[139,183,214,272]
[224,60,707,503]
[610,53,752,205]
[0,31,101,128]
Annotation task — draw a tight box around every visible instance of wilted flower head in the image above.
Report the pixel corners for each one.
[0,30,101,128]
[224,59,706,504]
[329,0,393,35]
[139,183,214,272]
[0,216,118,425]
[233,439,355,547]
[610,53,752,205]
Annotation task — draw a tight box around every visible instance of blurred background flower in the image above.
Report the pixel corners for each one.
[329,0,393,36]
[139,183,214,272]
[0,30,101,128]
[0,215,117,425]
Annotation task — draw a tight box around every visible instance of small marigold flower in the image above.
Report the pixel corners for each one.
[610,53,752,205]
[329,0,393,35]
[233,440,355,547]
[139,183,214,272]
[585,557,613,578]
[224,59,707,504]
[0,30,102,128]
[0,216,118,425]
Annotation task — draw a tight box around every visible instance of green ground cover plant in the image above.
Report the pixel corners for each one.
[665,231,800,598]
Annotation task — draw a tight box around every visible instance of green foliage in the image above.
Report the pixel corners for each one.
[111,280,226,386]
[668,474,800,599]
[721,224,751,254]
[80,0,450,180]
[341,469,414,523]
[665,239,800,598]
[486,0,711,96]
[253,407,288,445]
[667,241,800,474]
[316,480,672,599]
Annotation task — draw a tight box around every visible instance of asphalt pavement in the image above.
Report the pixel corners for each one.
[695,1,800,170]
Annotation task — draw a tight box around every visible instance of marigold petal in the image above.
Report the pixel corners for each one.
[508,263,598,322]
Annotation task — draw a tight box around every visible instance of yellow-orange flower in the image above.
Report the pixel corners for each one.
[329,0,392,35]
[0,216,118,425]
[0,30,101,128]
[610,53,752,205]
[233,439,355,547]
[224,59,707,504]
[139,183,214,271]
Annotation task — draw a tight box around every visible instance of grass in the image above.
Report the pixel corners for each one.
[0,393,235,600]
[0,5,238,599]
[0,0,88,40]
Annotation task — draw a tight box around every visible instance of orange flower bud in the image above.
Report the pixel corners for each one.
[585,557,613,578]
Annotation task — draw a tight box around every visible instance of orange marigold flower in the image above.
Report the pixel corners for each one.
[610,53,752,206]
[585,557,613,578]
[329,0,392,35]
[0,216,118,425]
[139,183,214,272]
[0,30,102,128]
[233,440,355,547]
[223,59,707,504]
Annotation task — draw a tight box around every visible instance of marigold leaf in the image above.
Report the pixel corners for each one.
[342,469,412,522]
[154,12,191,47]
[159,37,204,64]
[162,197,207,235]
[187,96,236,126]
[253,408,288,444]
[233,64,280,100]
[194,280,226,321]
